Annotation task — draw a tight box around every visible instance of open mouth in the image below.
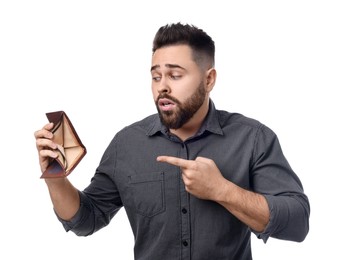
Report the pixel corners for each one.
[158,98,176,111]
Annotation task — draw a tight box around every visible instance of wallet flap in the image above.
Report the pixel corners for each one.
[41,111,86,178]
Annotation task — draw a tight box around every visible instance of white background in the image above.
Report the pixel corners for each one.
[1,1,349,259]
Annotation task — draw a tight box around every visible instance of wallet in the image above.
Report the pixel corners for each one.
[41,111,87,178]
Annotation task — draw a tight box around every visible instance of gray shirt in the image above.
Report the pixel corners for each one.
[58,100,310,260]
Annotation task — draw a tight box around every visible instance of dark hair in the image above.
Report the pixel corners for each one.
[152,23,215,68]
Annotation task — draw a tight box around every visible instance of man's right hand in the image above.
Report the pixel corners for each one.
[34,122,59,174]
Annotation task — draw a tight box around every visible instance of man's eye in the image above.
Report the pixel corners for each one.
[170,75,181,80]
[152,76,161,81]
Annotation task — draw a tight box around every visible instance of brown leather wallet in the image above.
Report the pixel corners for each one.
[40,111,87,178]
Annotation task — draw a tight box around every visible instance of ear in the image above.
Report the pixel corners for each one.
[205,68,217,93]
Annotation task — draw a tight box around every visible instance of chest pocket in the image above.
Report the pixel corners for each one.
[128,172,165,217]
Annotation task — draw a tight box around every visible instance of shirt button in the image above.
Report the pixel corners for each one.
[182,240,188,247]
[181,208,187,214]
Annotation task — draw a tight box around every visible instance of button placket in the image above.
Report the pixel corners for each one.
[179,142,191,259]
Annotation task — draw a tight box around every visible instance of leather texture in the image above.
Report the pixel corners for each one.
[41,111,86,178]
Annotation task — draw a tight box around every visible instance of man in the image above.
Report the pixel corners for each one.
[34,23,310,259]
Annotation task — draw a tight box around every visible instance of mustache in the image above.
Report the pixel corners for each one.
[156,93,180,104]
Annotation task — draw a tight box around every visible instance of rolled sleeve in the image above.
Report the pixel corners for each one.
[254,194,310,243]
[55,191,96,236]
[251,124,310,242]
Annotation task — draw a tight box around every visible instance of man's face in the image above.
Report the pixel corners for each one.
[151,45,207,129]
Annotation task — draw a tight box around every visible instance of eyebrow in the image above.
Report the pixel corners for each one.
[150,64,186,72]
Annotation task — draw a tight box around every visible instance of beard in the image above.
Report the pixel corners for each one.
[155,81,206,130]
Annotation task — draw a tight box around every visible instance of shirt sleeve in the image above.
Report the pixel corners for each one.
[251,124,310,243]
[56,137,123,236]
[55,191,101,236]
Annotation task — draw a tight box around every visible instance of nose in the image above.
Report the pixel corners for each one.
[157,78,171,94]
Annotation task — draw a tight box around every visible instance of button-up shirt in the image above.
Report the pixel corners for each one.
[58,100,310,260]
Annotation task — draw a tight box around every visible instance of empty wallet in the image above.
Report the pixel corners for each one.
[40,111,87,178]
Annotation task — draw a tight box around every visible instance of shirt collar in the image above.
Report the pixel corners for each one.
[146,99,224,137]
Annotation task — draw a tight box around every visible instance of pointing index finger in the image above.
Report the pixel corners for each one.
[157,156,191,169]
